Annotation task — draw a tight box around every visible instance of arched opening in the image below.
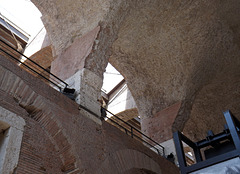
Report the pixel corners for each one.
[100,62,143,138]
[102,63,124,94]
[0,0,57,86]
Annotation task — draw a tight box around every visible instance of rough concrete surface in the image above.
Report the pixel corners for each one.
[30,0,240,142]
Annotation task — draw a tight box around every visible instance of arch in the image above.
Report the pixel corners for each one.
[28,0,240,152]
[25,107,79,172]
[31,0,113,57]
[0,62,80,173]
[16,95,80,173]
[109,0,240,131]
[30,0,146,78]
[97,149,162,174]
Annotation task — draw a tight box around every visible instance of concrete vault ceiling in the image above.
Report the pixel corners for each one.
[109,0,240,136]
[31,0,240,140]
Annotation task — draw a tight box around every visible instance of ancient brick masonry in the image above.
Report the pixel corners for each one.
[0,56,179,173]
[17,118,64,174]
[0,88,63,173]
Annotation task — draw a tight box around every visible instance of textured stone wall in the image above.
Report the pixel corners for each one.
[30,0,240,142]
[31,0,111,56]
[110,0,240,123]
[108,1,240,136]
[183,73,240,141]
[51,26,100,81]
[0,106,25,174]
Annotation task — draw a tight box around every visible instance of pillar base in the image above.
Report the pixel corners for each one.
[64,68,102,124]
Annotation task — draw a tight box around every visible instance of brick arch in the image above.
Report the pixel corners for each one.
[29,109,79,173]
[97,149,162,174]
[0,63,79,173]
[19,98,79,173]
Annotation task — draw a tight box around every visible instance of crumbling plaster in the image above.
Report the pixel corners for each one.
[31,0,240,139]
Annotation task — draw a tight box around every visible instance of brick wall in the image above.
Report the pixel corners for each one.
[142,102,181,143]
[0,55,179,174]
[16,117,63,174]
[0,90,62,173]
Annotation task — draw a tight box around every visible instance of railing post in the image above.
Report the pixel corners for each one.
[125,128,128,135]
[156,149,160,155]
[131,127,133,138]
[103,107,165,157]
[162,147,165,157]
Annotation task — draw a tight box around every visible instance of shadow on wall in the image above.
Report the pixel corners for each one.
[97,149,162,174]
[123,168,157,174]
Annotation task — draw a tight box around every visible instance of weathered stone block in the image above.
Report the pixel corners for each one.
[0,106,25,174]
[64,68,102,119]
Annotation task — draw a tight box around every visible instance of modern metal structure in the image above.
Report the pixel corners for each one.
[173,110,240,174]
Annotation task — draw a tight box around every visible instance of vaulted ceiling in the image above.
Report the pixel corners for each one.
[31,0,240,140]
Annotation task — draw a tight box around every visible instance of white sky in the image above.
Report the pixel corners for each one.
[0,0,123,93]
[102,63,124,93]
[0,0,43,38]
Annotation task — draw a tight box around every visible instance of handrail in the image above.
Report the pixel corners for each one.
[1,37,165,156]
[0,38,68,90]
[101,107,165,157]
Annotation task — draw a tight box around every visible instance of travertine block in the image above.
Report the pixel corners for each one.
[64,68,102,119]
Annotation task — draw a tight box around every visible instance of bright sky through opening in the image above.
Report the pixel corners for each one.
[0,0,43,37]
[0,0,124,93]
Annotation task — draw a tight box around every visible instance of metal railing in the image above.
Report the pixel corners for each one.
[0,38,68,90]
[101,107,165,157]
[1,37,165,157]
